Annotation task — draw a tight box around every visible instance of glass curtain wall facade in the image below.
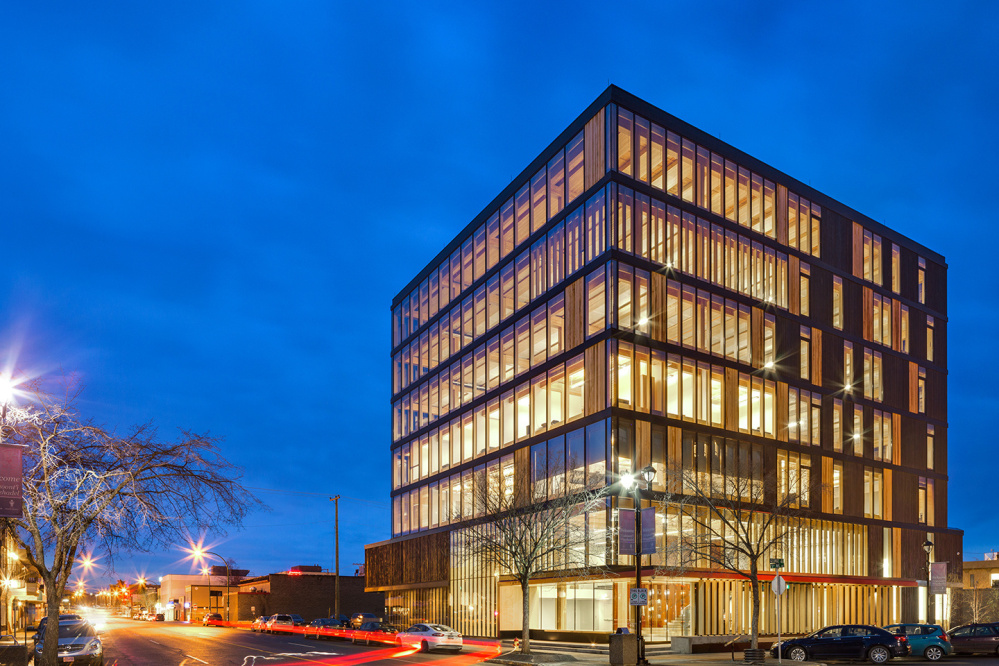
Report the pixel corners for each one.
[368,86,958,641]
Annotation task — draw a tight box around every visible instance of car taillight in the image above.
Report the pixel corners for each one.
[940,633,949,642]
[433,632,444,636]
[896,636,908,643]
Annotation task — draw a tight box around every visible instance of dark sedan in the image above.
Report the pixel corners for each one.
[771,624,909,663]
[305,617,350,640]
[948,623,999,655]
[352,621,399,646]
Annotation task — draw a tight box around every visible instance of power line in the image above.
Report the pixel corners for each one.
[244,486,388,507]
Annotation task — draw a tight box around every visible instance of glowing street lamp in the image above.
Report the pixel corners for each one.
[189,545,231,623]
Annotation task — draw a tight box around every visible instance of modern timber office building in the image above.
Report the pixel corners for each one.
[366,86,961,641]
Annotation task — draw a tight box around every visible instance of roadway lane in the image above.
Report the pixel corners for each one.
[100,616,500,666]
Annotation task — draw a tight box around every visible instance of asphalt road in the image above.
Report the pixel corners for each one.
[99,617,500,666]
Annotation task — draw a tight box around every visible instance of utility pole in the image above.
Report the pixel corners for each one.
[330,496,340,620]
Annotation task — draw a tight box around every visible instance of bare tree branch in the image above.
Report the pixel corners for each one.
[5,376,258,666]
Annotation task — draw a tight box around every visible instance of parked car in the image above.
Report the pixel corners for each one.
[305,618,349,640]
[396,623,463,652]
[353,621,398,646]
[771,624,909,663]
[250,615,271,632]
[885,624,952,661]
[350,613,380,629]
[265,614,306,634]
[202,613,224,627]
[947,623,999,655]
[33,620,103,666]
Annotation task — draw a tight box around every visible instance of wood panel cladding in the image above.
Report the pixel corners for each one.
[564,275,586,351]
[366,531,449,589]
[811,327,823,388]
[584,340,606,415]
[515,445,530,507]
[584,107,606,190]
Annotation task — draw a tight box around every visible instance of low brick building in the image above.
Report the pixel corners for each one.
[235,570,383,622]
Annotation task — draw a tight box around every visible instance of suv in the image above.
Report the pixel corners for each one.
[885,624,952,661]
[350,613,380,629]
[265,614,306,634]
[948,623,999,655]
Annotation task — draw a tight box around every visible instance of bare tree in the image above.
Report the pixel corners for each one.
[458,456,607,655]
[6,378,256,666]
[951,584,999,625]
[663,461,804,648]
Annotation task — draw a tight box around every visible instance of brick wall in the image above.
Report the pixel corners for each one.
[235,574,383,622]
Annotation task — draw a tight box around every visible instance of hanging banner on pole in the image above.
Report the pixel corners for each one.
[930,562,947,595]
[0,444,23,518]
[641,507,656,554]
[619,508,635,556]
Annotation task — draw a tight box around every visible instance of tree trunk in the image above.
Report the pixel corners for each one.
[38,574,63,666]
[750,565,760,650]
[520,578,531,655]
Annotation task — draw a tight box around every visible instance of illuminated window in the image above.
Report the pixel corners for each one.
[927,425,934,470]
[832,399,843,452]
[832,276,843,330]
[799,262,810,317]
[833,462,843,514]
[586,267,606,337]
[926,316,935,362]
[889,243,900,293]
[800,326,811,380]
[763,314,775,368]
[918,257,926,304]
[853,405,864,456]
[900,305,910,354]
[844,341,854,392]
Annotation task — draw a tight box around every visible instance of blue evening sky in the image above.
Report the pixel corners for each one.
[1,1,996,586]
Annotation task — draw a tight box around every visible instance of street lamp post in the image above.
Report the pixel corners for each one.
[923,539,934,624]
[330,495,340,621]
[193,548,230,623]
[622,465,656,666]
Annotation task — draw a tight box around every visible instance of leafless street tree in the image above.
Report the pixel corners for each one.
[951,584,999,625]
[663,461,804,648]
[6,378,256,666]
[457,456,607,655]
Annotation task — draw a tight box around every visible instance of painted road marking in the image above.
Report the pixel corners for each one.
[185,656,208,664]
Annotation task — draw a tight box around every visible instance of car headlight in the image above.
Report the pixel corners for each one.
[86,640,102,654]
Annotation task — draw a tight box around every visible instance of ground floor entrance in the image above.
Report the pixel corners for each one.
[384,574,918,640]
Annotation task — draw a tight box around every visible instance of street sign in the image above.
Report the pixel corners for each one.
[771,574,786,596]
[770,558,784,569]
[629,588,648,606]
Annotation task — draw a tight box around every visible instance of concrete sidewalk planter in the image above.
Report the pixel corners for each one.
[609,633,637,666]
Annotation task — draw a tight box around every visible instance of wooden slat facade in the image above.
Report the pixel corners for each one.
[811,327,823,387]
[564,275,586,351]
[366,531,449,589]
[584,107,605,190]
[584,340,606,415]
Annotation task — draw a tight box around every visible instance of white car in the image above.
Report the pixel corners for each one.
[396,623,462,652]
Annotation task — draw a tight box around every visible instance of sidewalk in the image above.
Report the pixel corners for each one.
[488,642,824,666]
